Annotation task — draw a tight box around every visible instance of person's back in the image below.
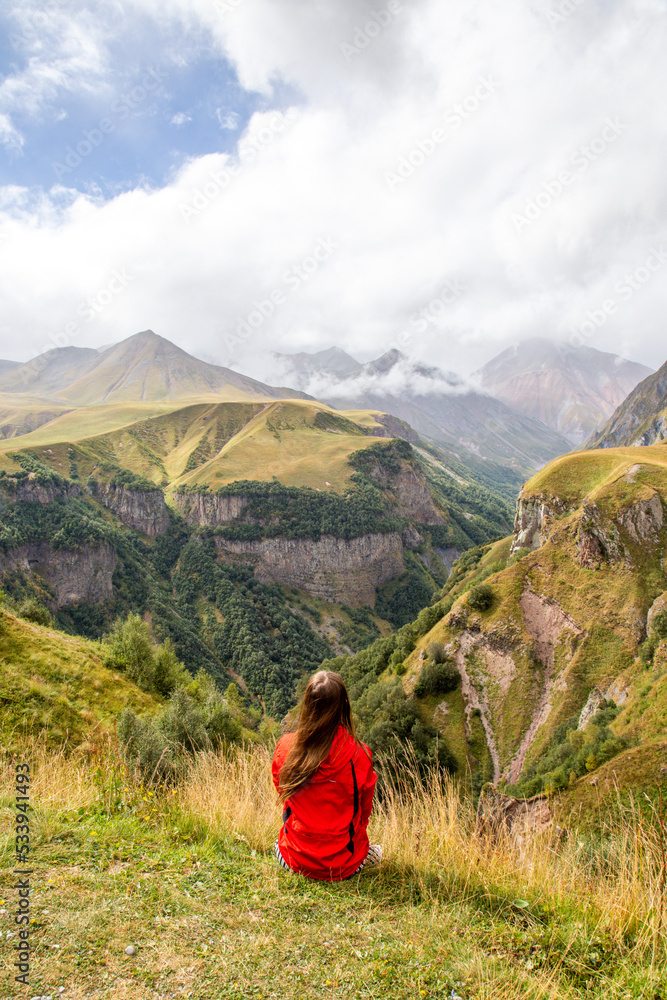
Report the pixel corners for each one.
[271,670,380,881]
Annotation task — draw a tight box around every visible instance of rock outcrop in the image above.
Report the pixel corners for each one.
[577,688,606,730]
[510,495,572,554]
[577,493,663,569]
[0,477,80,504]
[88,483,170,536]
[361,457,444,525]
[476,786,554,846]
[0,542,117,608]
[390,464,444,525]
[617,492,663,545]
[213,532,405,606]
[647,592,667,631]
[173,491,248,527]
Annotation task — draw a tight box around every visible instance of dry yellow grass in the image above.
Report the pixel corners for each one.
[1,737,666,998]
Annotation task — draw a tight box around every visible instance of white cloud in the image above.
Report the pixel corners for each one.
[0,0,665,375]
[0,2,111,128]
[170,111,192,126]
[0,112,24,152]
[215,107,240,130]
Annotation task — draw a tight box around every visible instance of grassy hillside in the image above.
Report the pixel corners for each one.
[324,443,667,820]
[174,400,384,492]
[0,610,160,750]
[0,398,407,493]
[1,739,664,999]
[521,443,667,505]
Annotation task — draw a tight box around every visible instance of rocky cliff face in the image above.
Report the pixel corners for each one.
[0,477,81,504]
[359,456,445,525]
[214,532,405,606]
[88,483,170,536]
[510,495,573,554]
[576,491,664,569]
[173,491,248,527]
[0,542,117,608]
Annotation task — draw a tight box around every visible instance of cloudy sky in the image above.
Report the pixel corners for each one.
[0,0,665,379]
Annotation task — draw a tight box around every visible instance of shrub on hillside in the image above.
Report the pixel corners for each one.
[427,641,448,663]
[18,598,53,627]
[117,668,245,784]
[354,676,457,786]
[413,659,460,698]
[415,603,446,637]
[103,613,189,696]
[117,708,174,785]
[507,705,628,797]
[507,546,531,565]
[467,583,494,612]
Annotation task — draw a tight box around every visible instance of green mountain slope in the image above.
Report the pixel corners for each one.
[328,444,667,813]
[0,608,160,749]
[0,399,512,720]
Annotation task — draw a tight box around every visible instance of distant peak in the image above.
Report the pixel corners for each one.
[363,349,405,375]
[130,329,159,341]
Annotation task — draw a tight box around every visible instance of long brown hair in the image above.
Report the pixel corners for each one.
[277,670,356,802]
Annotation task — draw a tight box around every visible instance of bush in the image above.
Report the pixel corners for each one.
[18,598,53,627]
[353,676,457,787]
[467,583,494,612]
[117,708,174,785]
[413,659,460,698]
[427,641,448,664]
[153,638,191,697]
[103,613,189,696]
[415,604,445,637]
[507,546,531,565]
[117,669,246,784]
[650,609,667,639]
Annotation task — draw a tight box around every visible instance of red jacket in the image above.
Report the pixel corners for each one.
[272,725,377,881]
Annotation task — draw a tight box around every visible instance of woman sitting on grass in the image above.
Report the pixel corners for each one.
[272,670,382,881]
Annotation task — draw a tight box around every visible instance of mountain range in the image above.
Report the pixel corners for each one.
[0,330,308,408]
[2,325,667,819]
[271,345,571,478]
[475,338,652,445]
[3,331,650,479]
[270,338,652,476]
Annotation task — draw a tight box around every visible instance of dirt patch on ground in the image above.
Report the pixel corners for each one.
[505,585,584,782]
